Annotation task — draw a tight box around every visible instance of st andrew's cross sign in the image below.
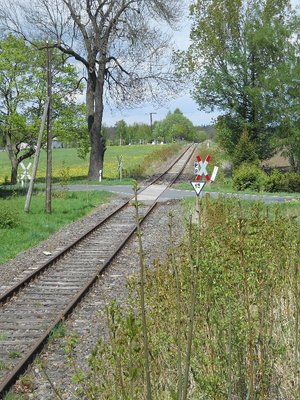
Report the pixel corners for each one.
[191,154,218,196]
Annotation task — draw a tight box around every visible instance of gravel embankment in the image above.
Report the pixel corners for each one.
[9,198,187,399]
[0,196,130,296]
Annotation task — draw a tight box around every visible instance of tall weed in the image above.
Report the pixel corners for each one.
[63,197,299,399]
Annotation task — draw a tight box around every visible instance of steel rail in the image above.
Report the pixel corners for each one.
[0,144,194,305]
[0,201,157,398]
[0,143,196,398]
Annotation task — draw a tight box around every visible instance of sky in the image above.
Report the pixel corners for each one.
[102,2,220,128]
[102,0,299,128]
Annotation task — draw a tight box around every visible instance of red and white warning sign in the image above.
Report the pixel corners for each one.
[194,154,211,182]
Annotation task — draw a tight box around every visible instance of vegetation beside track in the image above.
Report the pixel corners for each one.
[62,196,300,399]
[0,190,113,265]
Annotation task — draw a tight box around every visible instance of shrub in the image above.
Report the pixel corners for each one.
[264,169,285,192]
[283,172,300,193]
[0,204,21,228]
[265,170,300,193]
[233,163,266,191]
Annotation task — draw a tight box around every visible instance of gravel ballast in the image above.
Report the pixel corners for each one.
[7,198,187,399]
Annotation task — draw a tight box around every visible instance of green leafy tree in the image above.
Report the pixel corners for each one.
[128,123,151,144]
[232,129,259,168]
[115,120,127,146]
[178,0,300,161]
[0,35,37,184]
[153,109,197,143]
[53,103,89,159]
[0,35,83,184]
[0,0,184,180]
[275,60,300,171]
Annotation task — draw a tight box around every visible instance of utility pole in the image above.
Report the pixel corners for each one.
[45,41,52,214]
[148,112,157,138]
[24,98,50,213]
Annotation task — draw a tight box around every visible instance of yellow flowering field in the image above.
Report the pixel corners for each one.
[0,144,168,183]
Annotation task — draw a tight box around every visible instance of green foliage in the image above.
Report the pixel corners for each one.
[48,322,66,343]
[233,163,266,191]
[0,34,83,183]
[178,0,300,161]
[53,103,88,158]
[8,351,21,359]
[0,204,22,228]
[232,129,259,168]
[265,170,300,193]
[64,197,300,399]
[153,109,197,143]
[115,120,127,145]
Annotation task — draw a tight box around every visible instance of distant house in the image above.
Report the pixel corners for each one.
[52,138,64,148]
[19,142,37,151]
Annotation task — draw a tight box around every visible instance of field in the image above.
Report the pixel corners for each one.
[0,144,168,184]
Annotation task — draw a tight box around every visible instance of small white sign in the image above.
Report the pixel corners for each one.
[211,166,219,182]
[19,162,32,186]
[191,181,206,196]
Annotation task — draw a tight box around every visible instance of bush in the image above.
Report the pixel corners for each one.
[284,172,300,192]
[0,204,21,228]
[265,170,300,193]
[233,163,266,191]
[264,169,284,192]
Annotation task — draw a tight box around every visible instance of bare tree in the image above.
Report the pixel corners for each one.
[0,0,184,179]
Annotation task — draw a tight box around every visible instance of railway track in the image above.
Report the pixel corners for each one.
[0,143,197,397]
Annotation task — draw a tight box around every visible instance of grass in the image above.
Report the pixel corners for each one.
[48,322,66,343]
[0,144,168,184]
[0,190,113,265]
[8,351,21,359]
[182,195,300,227]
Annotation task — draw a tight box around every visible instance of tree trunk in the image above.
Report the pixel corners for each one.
[10,159,18,185]
[6,133,19,185]
[86,71,106,180]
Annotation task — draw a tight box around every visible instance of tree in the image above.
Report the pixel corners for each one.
[53,102,89,159]
[0,35,82,184]
[177,0,300,161]
[153,109,197,142]
[116,120,127,146]
[0,35,37,184]
[0,0,184,179]
[232,128,259,168]
[0,35,83,184]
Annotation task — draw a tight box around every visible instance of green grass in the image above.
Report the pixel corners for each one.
[0,190,113,265]
[182,195,300,222]
[0,144,168,184]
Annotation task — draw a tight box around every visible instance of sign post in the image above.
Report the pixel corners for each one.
[117,155,123,181]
